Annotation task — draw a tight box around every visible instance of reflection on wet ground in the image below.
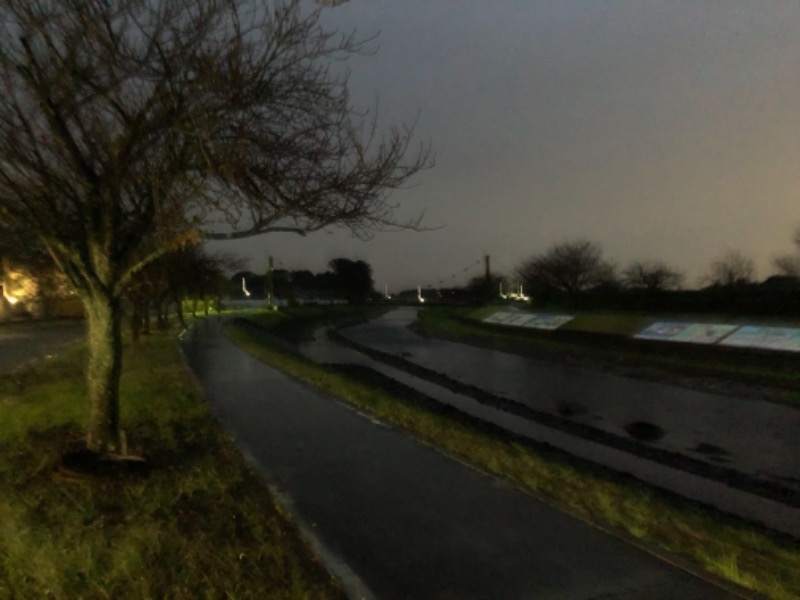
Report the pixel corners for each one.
[297,308,800,537]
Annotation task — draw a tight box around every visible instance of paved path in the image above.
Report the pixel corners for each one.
[0,320,84,373]
[183,319,733,599]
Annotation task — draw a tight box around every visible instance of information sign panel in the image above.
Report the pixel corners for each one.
[719,326,800,352]
[520,314,573,330]
[483,312,517,324]
[502,313,538,327]
[635,322,738,345]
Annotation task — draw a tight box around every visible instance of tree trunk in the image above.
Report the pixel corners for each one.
[175,296,187,329]
[143,304,151,334]
[156,299,168,329]
[130,299,142,343]
[85,294,123,454]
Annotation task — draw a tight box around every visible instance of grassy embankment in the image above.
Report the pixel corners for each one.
[413,306,800,403]
[225,307,800,600]
[0,329,344,600]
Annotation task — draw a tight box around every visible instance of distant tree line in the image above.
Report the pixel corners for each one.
[233,258,376,305]
[512,233,800,316]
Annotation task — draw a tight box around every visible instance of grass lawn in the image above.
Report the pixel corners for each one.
[0,329,344,600]
[225,311,800,600]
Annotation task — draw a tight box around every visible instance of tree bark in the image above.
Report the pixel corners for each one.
[175,296,187,329]
[130,299,142,343]
[85,293,123,454]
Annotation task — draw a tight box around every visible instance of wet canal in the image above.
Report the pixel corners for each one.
[296,307,800,537]
[337,308,800,491]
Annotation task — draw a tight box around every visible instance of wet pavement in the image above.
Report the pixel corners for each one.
[183,318,735,599]
[0,320,84,373]
[339,309,800,503]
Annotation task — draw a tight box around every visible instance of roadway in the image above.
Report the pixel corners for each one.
[0,319,84,373]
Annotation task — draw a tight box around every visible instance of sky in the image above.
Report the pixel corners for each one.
[207,0,800,292]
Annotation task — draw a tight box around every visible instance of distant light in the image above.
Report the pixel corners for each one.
[5,295,19,305]
[507,283,530,302]
[242,277,251,298]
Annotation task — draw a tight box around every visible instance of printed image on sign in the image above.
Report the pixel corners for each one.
[521,314,573,330]
[483,312,517,324]
[502,313,538,327]
[635,322,739,344]
[720,326,800,352]
[635,322,689,341]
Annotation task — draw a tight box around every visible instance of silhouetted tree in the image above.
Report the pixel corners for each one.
[518,240,615,306]
[703,250,756,287]
[329,258,374,304]
[772,227,800,278]
[128,247,244,339]
[0,0,431,454]
[623,260,684,292]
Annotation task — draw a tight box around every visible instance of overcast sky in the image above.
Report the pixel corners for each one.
[208,0,800,291]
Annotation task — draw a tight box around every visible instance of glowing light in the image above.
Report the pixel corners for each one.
[417,286,425,304]
[242,277,251,298]
[508,284,530,302]
[5,294,19,305]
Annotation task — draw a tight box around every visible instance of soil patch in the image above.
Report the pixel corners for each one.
[56,449,150,481]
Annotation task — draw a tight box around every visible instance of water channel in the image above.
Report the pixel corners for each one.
[298,307,800,538]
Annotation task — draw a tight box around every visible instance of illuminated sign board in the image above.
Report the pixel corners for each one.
[483,312,573,330]
[520,314,573,330]
[719,326,800,352]
[502,313,538,326]
[635,322,739,345]
[483,312,517,324]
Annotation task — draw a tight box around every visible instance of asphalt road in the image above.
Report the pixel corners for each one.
[0,319,85,373]
[183,318,734,600]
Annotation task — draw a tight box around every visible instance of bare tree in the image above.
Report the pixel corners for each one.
[704,250,756,287]
[0,0,431,455]
[772,226,800,277]
[517,239,615,305]
[126,246,246,337]
[623,260,684,292]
